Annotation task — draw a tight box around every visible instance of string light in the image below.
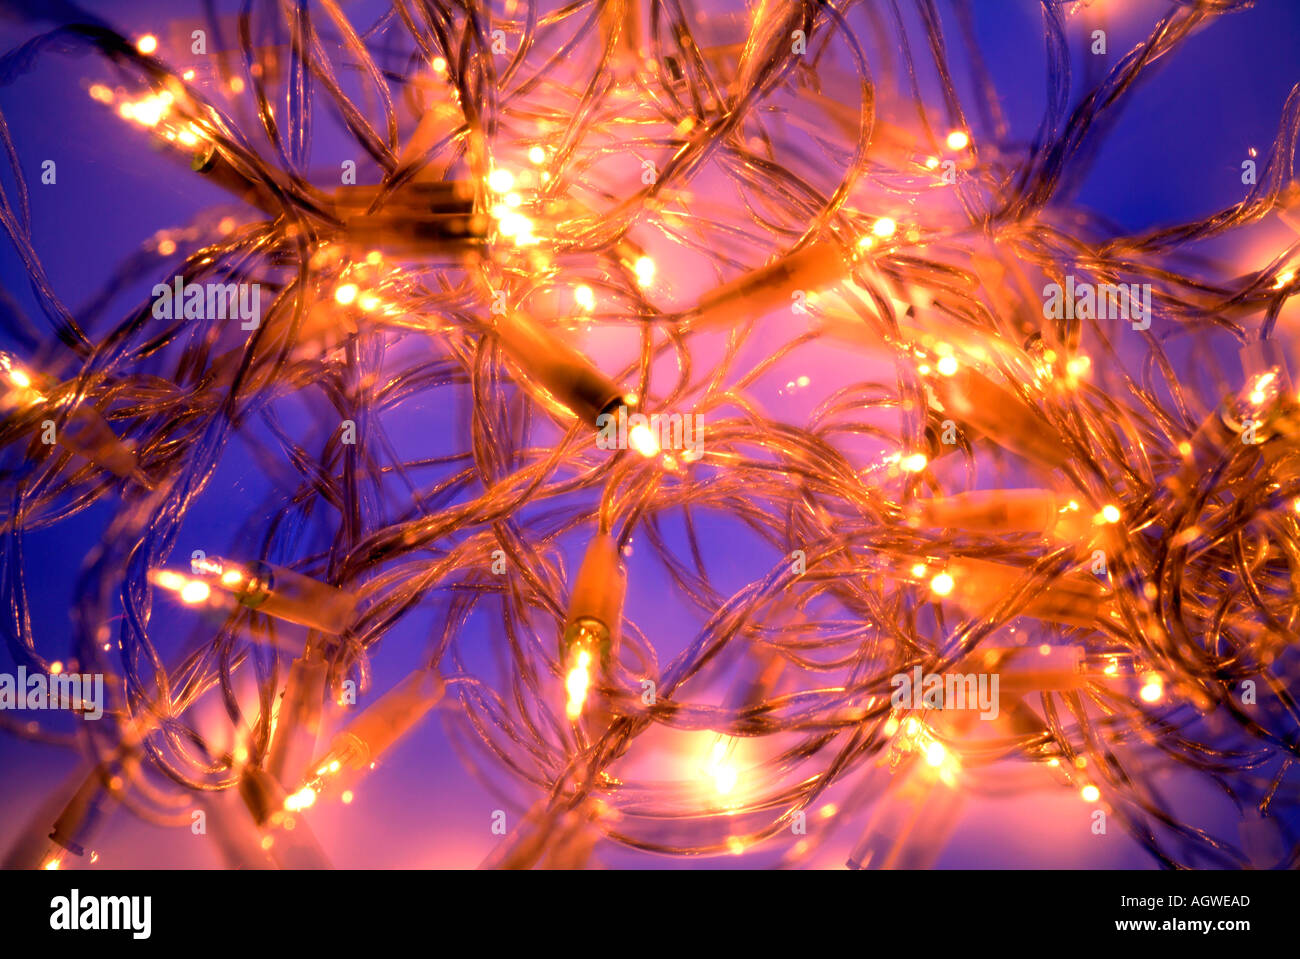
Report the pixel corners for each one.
[0,0,1296,875]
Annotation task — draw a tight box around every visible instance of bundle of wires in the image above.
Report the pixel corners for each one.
[1,0,1299,869]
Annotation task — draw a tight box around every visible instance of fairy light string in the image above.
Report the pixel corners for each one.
[0,0,1297,870]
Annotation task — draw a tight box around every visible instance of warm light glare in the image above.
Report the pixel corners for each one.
[872,217,897,239]
[565,650,592,720]
[634,256,655,285]
[285,786,317,812]
[136,35,158,55]
[1139,675,1164,703]
[945,130,969,150]
[629,423,662,459]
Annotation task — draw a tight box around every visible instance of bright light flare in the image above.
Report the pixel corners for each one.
[565,650,592,721]
[871,217,897,239]
[1139,675,1164,703]
[629,423,661,458]
[634,256,655,285]
[284,786,317,812]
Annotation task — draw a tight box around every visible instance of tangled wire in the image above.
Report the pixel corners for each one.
[1,0,1299,869]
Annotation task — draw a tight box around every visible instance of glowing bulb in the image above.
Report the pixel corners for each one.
[229,77,245,94]
[924,156,940,170]
[284,786,317,812]
[487,169,514,193]
[334,284,358,306]
[1139,675,1163,703]
[432,57,447,73]
[220,569,243,587]
[8,369,31,389]
[158,239,176,256]
[871,217,897,239]
[179,581,211,605]
[925,741,946,766]
[936,355,958,376]
[565,650,592,720]
[629,423,661,458]
[1081,785,1100,803]
[43,857,61,870]
[634,256,656,285]
[341,790,354,804]
[498,212,531,237]
[88,84,112,104]
[528,146,546,164]
[930,572,954,596]
[900,452,928,473]
[1101,505,1121,524]
[945,130,969,150]
[358,293,381,312]
[1275,270,1295,289]
[575,285,595,311]
[127,95,167,127]
[136,35,158,55]
[153,570,186,592]
[182,69,195,81]
[910,563,928,579]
